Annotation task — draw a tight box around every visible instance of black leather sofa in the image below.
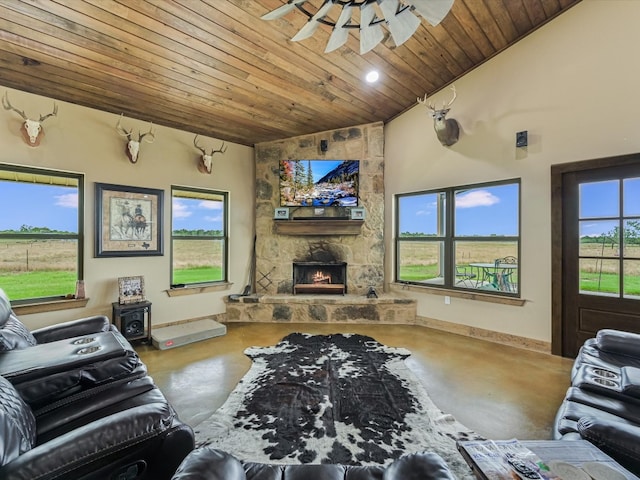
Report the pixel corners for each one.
[554,329,640,476]
[0,288,196,478]
[171,447,456,480]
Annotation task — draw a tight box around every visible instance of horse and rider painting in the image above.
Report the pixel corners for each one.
[111,199,151,241]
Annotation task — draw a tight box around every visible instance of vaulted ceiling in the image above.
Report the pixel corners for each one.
[0,0,581,146]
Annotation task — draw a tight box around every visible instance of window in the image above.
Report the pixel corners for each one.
[171,186,228,287]
[578,177,640,299]
[0,164,83,303]
[396,179,520,295]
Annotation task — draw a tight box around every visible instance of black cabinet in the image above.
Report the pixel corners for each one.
[112,301,151,343]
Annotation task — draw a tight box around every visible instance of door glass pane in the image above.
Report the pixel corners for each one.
[454,184,518,236]
[623,177,640,216]
[397,241,443,284]
[579,180,619,218]
[398,193,445,236]
[579,220,619,256]
[579,258,619,296]
[624,260,640,299]
[623,220,640,259]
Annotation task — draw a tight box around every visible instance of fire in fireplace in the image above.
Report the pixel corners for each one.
[293,262,347,295]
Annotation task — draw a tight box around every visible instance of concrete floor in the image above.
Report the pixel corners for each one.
[137,322,574,441]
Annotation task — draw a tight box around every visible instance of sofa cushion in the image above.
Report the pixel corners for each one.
[0,313,37,351]
[0,375,36,466]
[596,330,640,359]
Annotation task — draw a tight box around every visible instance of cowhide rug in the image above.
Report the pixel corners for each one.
[194,333,482,478]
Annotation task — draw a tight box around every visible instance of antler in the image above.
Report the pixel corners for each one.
[116,114,132,140]
[211,142,227,155]
[38,103,58,123]
[138,123,155,143]
[2,92,28,120]
[443,85,456,109]
[193,135,206,155]
[416,93,436,113]
[194,135,226,155]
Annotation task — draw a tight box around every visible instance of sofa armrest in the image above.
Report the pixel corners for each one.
[596,330,640,359]
[0,402,175,480]
[172,448,247,480]
[577,416,640,475]
[31,315,112,344]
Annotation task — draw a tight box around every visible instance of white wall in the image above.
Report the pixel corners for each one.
[0,87,255,330]
[384,0,640,342]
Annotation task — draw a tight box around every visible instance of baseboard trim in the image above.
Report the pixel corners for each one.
[415,315,551,354]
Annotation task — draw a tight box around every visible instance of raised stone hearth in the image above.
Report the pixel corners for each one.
[225,294,416,324]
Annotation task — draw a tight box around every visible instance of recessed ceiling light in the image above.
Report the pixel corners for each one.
[365,70,379,83]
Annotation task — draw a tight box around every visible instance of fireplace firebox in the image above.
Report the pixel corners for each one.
[293,262,347,295]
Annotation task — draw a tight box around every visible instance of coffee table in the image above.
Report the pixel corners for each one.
[457,439,639,480]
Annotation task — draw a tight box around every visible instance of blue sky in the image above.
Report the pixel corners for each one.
[0,181,223,232]
[285,160,352,183]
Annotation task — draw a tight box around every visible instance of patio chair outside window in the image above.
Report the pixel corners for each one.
[455,266,477,284]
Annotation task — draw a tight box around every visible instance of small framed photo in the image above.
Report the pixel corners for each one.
[274,207,289,219]
[350,207,366,220]
[118,276,145,304]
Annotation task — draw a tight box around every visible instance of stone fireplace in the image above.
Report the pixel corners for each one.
[254,122,385,296]
[224,121,417,325]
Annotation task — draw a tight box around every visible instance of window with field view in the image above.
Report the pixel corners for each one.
[579,178,640,299]
[396,180,520,295]
[171,186,227,286]
[0,164,83,303]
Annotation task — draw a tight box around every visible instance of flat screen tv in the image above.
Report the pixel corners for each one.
[279,159,359,207]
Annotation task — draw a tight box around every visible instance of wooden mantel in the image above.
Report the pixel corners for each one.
[274,219,364,236]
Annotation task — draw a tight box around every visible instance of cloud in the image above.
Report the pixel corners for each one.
[456,190,499,208]
[204,215,223,223]
[172,199,192,218]
[55,193,78,208]
[198,200,222,210]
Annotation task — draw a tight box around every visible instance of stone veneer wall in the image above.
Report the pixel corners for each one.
[254,122,385,296]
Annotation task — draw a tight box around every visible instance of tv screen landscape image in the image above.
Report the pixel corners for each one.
[279,159,359,208]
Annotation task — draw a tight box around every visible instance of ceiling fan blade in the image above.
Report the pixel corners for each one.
[325,5,353,53]
[378,0,421,47]
[409,0,454,26]
[291,1,335,42]
[360,2,384,54]
[261,0,309,21]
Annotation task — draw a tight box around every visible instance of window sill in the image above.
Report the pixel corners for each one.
[391,283,526,306]
[166,282,233,297]
[12,297,90,316]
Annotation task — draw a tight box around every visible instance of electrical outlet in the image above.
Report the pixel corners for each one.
[444,296,451,305]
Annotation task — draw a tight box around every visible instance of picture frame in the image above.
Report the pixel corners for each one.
[118,275,145,304]
[274,207,289,219]
[95,183,163,257]
[350,207,366,220]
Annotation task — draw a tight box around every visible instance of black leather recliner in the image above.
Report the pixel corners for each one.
[0,287,114,351]
[0,373,194,480]
[554,329,640,476]
[171,447,456,480]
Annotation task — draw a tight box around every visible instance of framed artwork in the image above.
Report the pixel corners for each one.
[274,207,289,219]
[95,182,164,257]
[350,207,366,220]
[118,275,145,304]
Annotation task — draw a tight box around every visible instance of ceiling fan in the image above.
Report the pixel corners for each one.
[261,0,455,55]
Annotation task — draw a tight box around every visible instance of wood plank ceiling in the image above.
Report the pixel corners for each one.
[0,0,581,147]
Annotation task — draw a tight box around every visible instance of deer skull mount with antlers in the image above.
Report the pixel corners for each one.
[193,135,227,174]
[2,92,58,146]
[417,85,460,147]
[115,114,156,164]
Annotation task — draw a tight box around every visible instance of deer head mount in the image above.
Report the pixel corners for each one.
[417,85,460,147]
[2,92,58,146]
[193,135,227,174]
[115,114,155,164]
